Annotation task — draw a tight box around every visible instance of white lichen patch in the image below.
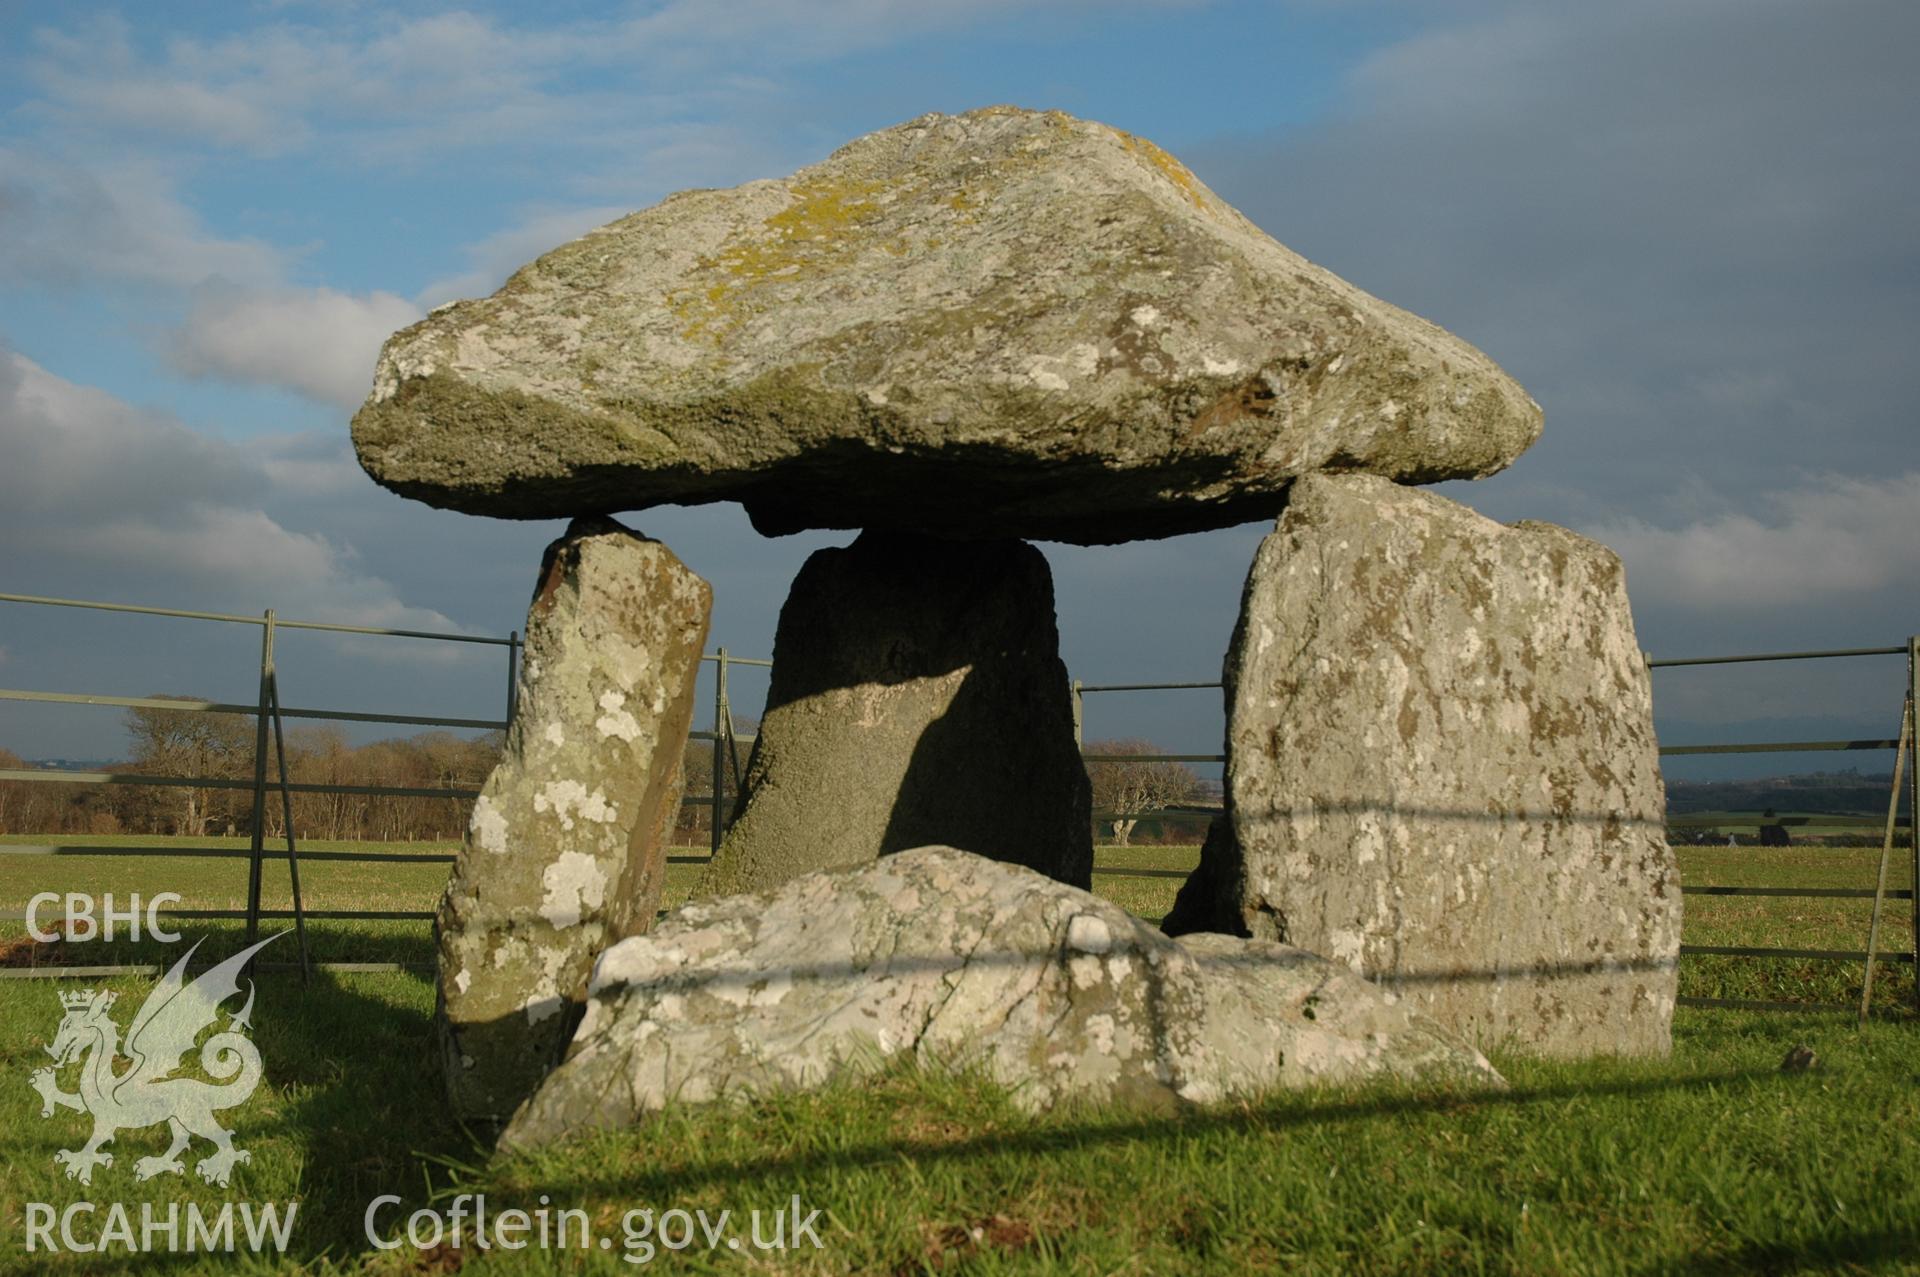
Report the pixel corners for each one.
[454,969,472,994]
[1026,363,1069,391]
[1066,913,1112,954]
[595,689,642,741]
[534,779,619,830]
[1353,813,1385,867]
[1012,344,1100,392]
[469,795,510,855]
[541,850,609,929]
[544,722,566,747]
[1328,928,1367,968]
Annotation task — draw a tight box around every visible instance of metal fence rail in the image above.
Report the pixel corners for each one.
[0,591,761,970]
[1071,635,1920,1018]
[3,590,1915,1016]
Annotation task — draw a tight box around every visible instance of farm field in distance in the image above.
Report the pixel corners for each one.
[0,835,1916,1273]
[3,833,1912,1010]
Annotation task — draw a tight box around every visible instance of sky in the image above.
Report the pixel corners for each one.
[1,0,1915,783]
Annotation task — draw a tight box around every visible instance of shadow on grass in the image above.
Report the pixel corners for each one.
[235,967,483,1261]
[5,962,479,1269]
[1663,1224,1920,1275]
[504,1064,1778,1202]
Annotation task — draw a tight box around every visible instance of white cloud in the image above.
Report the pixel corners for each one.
[0,143,410,409]
[0,150,283,290]
[4,1,1198,410]
[0,149,422,409]
[23,15,294,152]
[19,4,1191,164]
[0,346,462,635]
[250,431,370,498]
[1587,472,1920,610]
[168,285,422,410]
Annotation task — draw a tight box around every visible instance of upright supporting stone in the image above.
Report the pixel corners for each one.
[1168,474,1680,1057]
[437,516,710,1125]
[701,531,1091,895]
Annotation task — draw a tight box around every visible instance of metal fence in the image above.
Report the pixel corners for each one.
[2,590,1915,1017]
[0,591,763,978]
[1074,640,1920,1017]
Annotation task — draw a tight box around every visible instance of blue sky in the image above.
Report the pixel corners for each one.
[2,0,1916,778]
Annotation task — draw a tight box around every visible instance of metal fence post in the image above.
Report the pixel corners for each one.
[506,630,520,723]
[265,672,311,983]
[711,648,730,856]
[1910,637,1919,1012]
[244,611,274,946]
[1071,678,1083,750]
[1859,697,1911,1023]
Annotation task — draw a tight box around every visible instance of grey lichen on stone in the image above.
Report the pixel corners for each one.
[499,846,1502,1150]
[1166,474,1681,1057]
[437,516,711,1126]
[353,106,1542,543]
[700,530,1092,896]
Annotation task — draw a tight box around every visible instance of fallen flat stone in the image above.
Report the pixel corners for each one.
[353,106,1541,544]
[500,847,1503,1149]
[700,530,1091,895]
[437,516,710,1125]
[1165,474,1681,1056]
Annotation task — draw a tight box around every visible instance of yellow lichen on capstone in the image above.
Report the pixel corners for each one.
[352,105,1543,543]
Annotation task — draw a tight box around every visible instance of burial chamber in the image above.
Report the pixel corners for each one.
[350,106,1674,1129]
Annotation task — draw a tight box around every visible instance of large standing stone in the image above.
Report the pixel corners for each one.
[501,847,1502,1149]
[438,516,710,1124]
[1166,474,1680,1056]
[352,106,1541,544]
[701,531,1091,896]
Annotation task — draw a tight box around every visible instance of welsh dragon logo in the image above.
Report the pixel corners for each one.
[30,934,280,1187]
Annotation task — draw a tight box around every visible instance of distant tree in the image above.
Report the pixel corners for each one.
[283,725,353,841]
[123,696,253,837]
[0,746,25,833]
[1084,737,1200,846]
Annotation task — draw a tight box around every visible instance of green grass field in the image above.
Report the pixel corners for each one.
[0,836,1916,1273]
